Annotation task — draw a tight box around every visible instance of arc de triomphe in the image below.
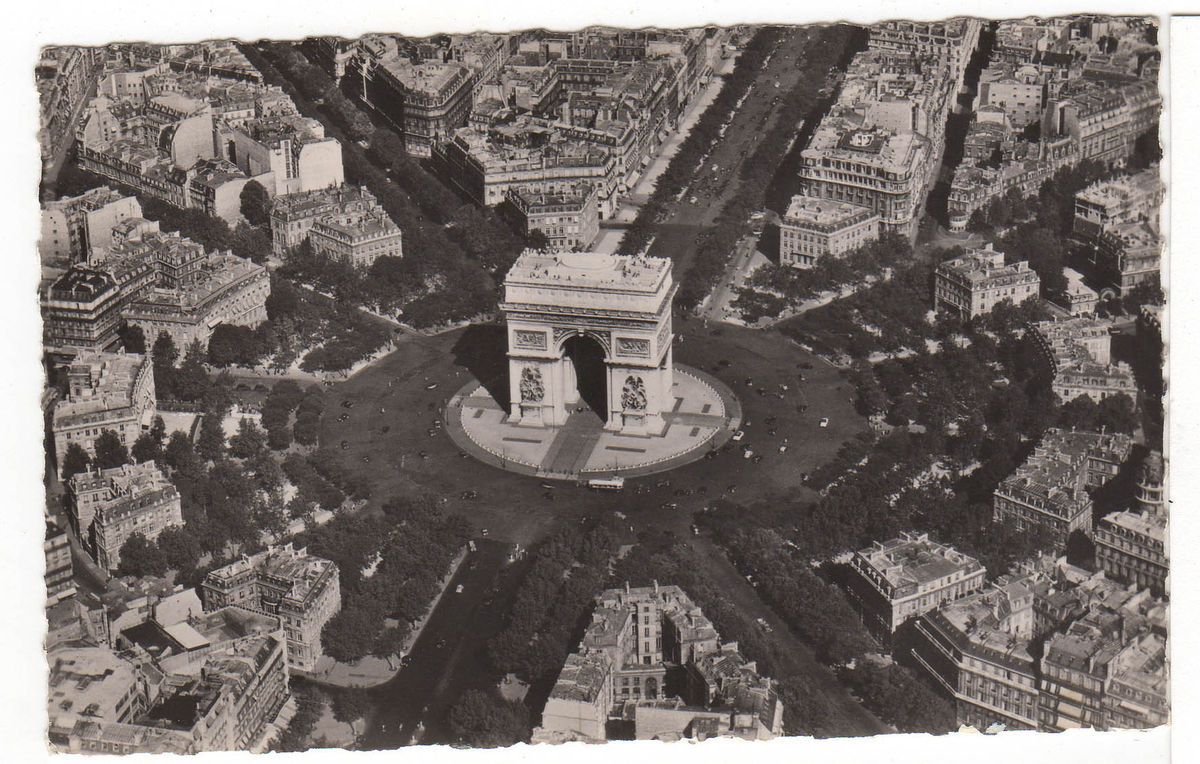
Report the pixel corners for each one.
[499,251,676,436]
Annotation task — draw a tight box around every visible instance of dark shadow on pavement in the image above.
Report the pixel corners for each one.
[451,323,509,408]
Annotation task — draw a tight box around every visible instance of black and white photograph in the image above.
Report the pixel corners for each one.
[5,2,1181,760]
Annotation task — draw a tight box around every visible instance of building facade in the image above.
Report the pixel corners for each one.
[933,244,1041,319]
[201,544,342,673]
[845,531,986,638]
[502,183,600,252]
[307,209,404,268]
[993,428,1133,546]
[500,251,676,435]
[778,196,880,268]
[51,350,156,475]
[66,461,183,572]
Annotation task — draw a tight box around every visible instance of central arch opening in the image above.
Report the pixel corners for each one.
[562,334,608,422]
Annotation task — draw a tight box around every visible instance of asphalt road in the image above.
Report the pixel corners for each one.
[312,312,881,739]
[686,535,889,735]
[360,539,522,748]
[643,28,829,276]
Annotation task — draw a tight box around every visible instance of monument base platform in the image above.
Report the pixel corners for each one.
[445,365,741,481]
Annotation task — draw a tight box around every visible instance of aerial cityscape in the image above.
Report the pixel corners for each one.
[34,13,1165,754]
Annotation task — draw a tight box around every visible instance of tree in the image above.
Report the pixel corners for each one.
[1066,529,1095,569]
[446,689,530,748]
[239,180,272,227]
[118,323,146,354]
[132,431,163,464]
[164,430,204,478]
[321,607,382,663]
[230,418,269,460]
[330,688,373,738]
[153,331,179,399]
[175,339,211,402]
[231,222,273,264]
[61,442,91,481]
[157,525,202,575]
[94,429,130,470]
[1096,393,1139,434]
[197,412,227,461]
[116,532,169,578]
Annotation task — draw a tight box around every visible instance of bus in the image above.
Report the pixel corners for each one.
[587,477,626,491]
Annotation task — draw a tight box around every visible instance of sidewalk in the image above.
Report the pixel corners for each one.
[309,545,469,689]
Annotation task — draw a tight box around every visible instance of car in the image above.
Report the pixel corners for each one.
[727,484,738,494]
[425,383,439,390]
[340,440,349,449]
[341,400,353,408]
[435,639,447,649]
[542,491,556,501]
[460,490,478,500]
[361,455,371,463]
[768,428,777,436]
[756,617,773,633]
[779,445,788,453]
[718,359,731,368]
[455,584,464,594]
[458,451,468,458]
[540,482,555,490]
[661,502,679,510]
[690,196,698,204]
[753,455,763,464]
[819,417,830,428]
[732,430,745,441]
[481,528,489,536]
[337,413,349,422]
[691,525,700,536]
[428,429,437,437]
[418,451,429,459]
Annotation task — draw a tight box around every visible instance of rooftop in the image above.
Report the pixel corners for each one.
[856,531,983,592]
[504,251,670,294]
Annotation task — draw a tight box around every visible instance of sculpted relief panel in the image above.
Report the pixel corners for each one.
[514,330,547,350]
[519,367,545,403]
[621,376,647,411]
[617,337,651,357]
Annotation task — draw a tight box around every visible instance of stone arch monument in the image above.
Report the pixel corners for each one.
[500,250,676,436]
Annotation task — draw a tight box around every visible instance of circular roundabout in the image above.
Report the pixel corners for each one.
[445,364,741,482]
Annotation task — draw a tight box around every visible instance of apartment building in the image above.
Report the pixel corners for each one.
[1031,317,1137,404]
[1073,169,1163,241]
[122,252,270,349]
[47,607,290,754]
[269,185,383,256]
[845,531,986,638]
[933,243,1041,318]
[307,208,404,268]
[201,544,342,673]
[45,518,76,606]
[502,183,600,252]
[1095,451,1168,594]
[66,461,183,572]
[341,36,476,156]
[778,196,880,268]
[51,350,156,474]
[40,187,142,268]
[993,428,1133,545]
[535,582,780,743]
[910,577,1041,730]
